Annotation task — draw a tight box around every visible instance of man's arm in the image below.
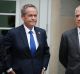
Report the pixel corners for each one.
[42,30,50,70]
[59,33,68,68]
[3,31,16,74]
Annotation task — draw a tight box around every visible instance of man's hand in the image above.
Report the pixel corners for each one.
[41,68,46,74]
[8,70,16,74]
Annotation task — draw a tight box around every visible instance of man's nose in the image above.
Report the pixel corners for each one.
[32,16,35,19]
[78,16,80,20]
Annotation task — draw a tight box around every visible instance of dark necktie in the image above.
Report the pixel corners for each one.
[29,31,36,56]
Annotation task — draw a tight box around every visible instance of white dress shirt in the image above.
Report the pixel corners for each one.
[77,27,80,46]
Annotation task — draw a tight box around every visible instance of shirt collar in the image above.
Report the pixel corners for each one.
[77,27,80,34]
[23,24,35,34]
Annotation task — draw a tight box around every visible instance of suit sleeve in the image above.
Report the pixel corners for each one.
[42,30,50,70]
[59,33,68,68]
[0,35,6,72]
[3,31,14,70]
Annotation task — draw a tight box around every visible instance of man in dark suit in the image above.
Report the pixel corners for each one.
[59,5,80,74]
[4,4,50,74]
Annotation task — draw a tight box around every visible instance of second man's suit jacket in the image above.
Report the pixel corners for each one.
[4,25,50,74]
[59,28,80,74]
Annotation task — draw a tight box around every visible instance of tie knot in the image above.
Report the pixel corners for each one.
[29,31,33,34]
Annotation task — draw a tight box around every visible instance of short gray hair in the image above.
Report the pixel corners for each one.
[75,5,80,14]
[21,4,37,16]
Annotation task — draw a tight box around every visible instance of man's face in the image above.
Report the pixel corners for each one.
[22,7,37,28]
[75,7,80,28]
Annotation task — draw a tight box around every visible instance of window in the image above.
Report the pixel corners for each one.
[0,0,16,36]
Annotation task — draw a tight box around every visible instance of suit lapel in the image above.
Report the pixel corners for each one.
[34,27,41,48]
[19,25,31,55]
[72,28,79,53]
[34,27,43,55]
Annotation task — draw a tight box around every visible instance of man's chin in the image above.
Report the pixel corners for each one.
[31,24,36,26]
[77,26,80,28]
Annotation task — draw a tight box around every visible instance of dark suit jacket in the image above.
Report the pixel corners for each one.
[59,28,80,74]
[4,25,50,74]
